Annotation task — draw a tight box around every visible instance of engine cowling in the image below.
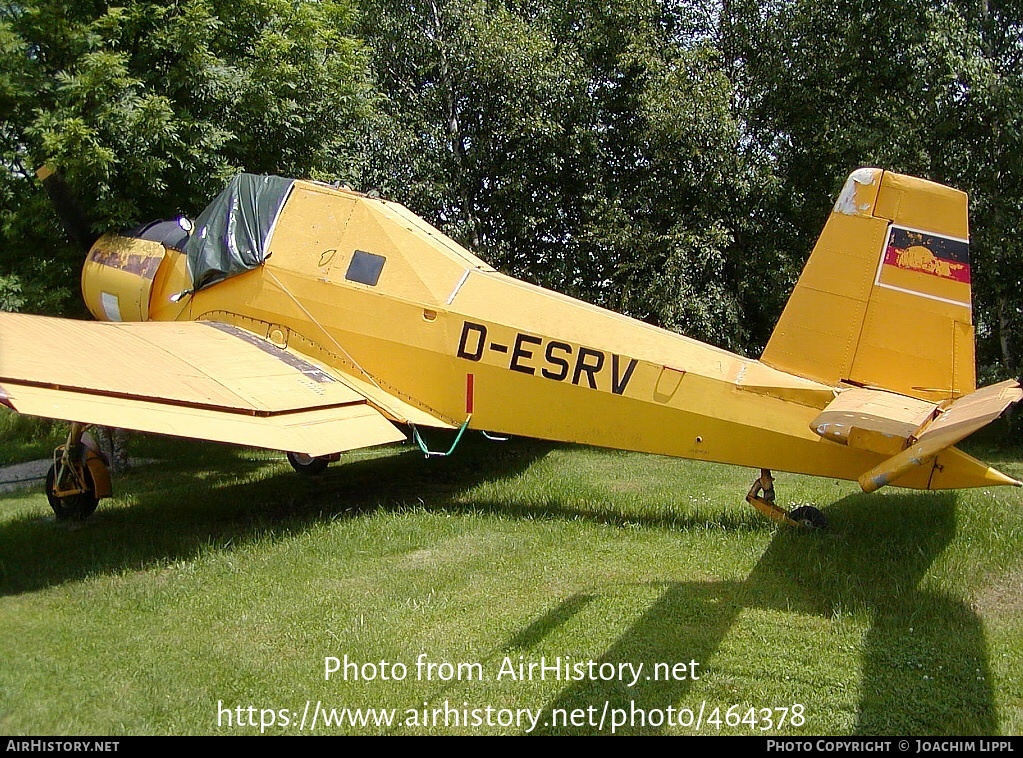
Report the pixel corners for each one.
[81,233,167,322]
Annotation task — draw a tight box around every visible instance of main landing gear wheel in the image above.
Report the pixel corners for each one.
[287,452,330,476]
[745,469,827,529]
[45,462,98,521]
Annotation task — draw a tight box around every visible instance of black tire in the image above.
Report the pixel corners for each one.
[286,452,330,476]
[45,463,99,521]
[788,505,828,530]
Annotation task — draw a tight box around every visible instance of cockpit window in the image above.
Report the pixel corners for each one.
[345,250,386,286]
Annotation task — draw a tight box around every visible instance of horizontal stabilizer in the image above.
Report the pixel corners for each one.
[812,387,937,456]
[858,380,1023,492]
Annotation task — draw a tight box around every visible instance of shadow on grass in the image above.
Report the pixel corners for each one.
[0,435,770,597]
[527,492,995,735]
[0,434,556,596]
[0,434,998,734]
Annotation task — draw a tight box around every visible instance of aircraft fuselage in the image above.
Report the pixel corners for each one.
[80,178,1001,491]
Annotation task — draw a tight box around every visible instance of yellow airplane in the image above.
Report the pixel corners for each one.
[1,166,1019,527]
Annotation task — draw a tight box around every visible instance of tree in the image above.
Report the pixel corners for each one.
[1,0,379,469]
[357,0,588,276]
[723,0,1023,370]
[359,0,772,351]
[0,0,377,315]
[926,1,1023,377]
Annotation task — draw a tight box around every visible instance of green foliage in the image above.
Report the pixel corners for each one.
[0,407,65,465]
[0,272,23,311]
[931,2,1023,375]
[2,0,1022,360]
[0,0,375,314]
[358,0,584,252]
[725,0,1023,361]
[358,0,775,351]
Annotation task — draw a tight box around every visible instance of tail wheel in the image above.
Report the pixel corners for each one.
[286,452,330,476]
[45,462,98,521]
[788,505,828,530]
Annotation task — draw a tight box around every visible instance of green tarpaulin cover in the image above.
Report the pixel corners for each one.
[184,173,295,290]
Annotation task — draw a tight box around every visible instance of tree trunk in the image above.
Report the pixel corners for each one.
[97,426,131,473]
[998,295,1014,372]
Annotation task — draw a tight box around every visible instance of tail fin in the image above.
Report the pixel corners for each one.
[761,168,974,402]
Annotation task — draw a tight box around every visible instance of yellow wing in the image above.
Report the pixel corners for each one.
[0,312,446,456]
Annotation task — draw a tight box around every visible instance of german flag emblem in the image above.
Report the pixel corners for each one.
[875,226,971,307]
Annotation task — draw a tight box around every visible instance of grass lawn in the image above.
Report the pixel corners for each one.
[0,421,1021,735]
